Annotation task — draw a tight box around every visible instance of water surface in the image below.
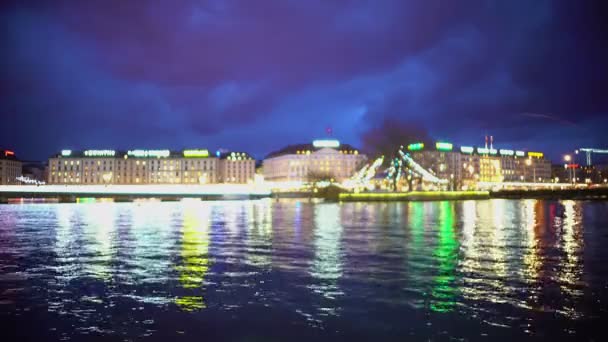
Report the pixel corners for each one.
[1,199,607,341]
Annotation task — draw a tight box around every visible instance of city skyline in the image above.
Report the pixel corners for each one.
[1,1,607,162]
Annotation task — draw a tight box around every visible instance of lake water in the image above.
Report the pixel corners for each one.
[1,199,607,341]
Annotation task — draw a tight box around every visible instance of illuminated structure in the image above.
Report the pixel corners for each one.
[217,151,255,183]
[48,149,254,185]
[263,139,367,182]
[0,149,22,185]
[406,141,552,188]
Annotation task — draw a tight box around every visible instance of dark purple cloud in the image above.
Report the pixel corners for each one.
[1,0,607,162]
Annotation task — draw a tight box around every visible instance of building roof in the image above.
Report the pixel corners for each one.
[0,149,20,161]
[265,143,360,159]
[51,149,217,159]
[217,151,254,160]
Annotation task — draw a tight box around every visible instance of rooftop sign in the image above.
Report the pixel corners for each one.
[84,150,115,157]
[408,143,424,151]
[460,146,474,154]
[436,142,453,151]
[127,150,170,158]
[183,149,209,158]
[312,139,340,148]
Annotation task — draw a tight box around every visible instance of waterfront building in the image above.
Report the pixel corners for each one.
[263,139,367,183]
[0,149,22,185]
[47,149,249,185]
[406,142,552,188]
[217,151,255,183]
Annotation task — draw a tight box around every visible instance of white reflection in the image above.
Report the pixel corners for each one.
[130,202,175,283]
[80,203,116,280]
[557,200,584,318]
[246,199,272,268]
[310,203,344,302]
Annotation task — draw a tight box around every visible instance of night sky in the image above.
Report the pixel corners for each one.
[1,0,607,162]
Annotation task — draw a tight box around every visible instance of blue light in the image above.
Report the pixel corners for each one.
[216,150,220,157]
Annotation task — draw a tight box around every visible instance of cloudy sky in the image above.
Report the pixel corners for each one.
[1,0,607,161]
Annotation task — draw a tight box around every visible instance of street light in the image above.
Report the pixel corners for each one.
[564,155,573,184]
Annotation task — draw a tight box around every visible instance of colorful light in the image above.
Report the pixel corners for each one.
[183,149,209,158]
[489,149,498,155]
[61,150,72,157]
[499,149,514,156]
[436,142,453,151]
[312,139,340,148]
[4,150,15,157]
[84,150,115,157]
[477,147,489,154]
[408,143,425,151]
[460,146,474,154]
[528,152,544,158]
[515,151,525,157]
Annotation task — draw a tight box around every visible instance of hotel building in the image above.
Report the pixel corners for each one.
[406,142,552,188]
[217,151,256,183]
[263,139,367,182]
[47,149,253,185]
[0,149,22,185]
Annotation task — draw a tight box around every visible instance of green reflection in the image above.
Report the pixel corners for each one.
[430,201,458,312]
[175,204,210,311]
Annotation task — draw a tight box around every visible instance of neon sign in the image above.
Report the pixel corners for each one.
[183,149,209,158]
[460,146,474,154]
[436,142,453,151]
[312,140,340,148]
[408,143,424,151]
[84,150,115,157]
[127,150,170,158]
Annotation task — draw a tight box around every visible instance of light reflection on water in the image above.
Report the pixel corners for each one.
[0,199,606,340]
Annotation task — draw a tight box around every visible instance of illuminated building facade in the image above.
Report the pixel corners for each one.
[217,151,255,183]
[406,142,552,187]
[263,139,367,182]
[47,149,249,185]
[0,149,22,185]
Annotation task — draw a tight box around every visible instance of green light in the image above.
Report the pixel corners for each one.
[408,142,424,151]
[61,150,72,157]
[499,149,514,156]
[436,142,453,151]
[183,149,209,158]
[430,201,458,313]
[460,146,474,154]
[515,151,525,157]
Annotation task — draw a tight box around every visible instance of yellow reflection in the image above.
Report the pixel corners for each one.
[175,203,210,311]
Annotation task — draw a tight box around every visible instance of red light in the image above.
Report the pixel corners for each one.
[567,163,579,169]
[4,150,14,156]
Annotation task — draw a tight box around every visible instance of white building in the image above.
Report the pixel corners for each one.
[48,149,248,185]
[218,151,256,183]
[263,139,367,183]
